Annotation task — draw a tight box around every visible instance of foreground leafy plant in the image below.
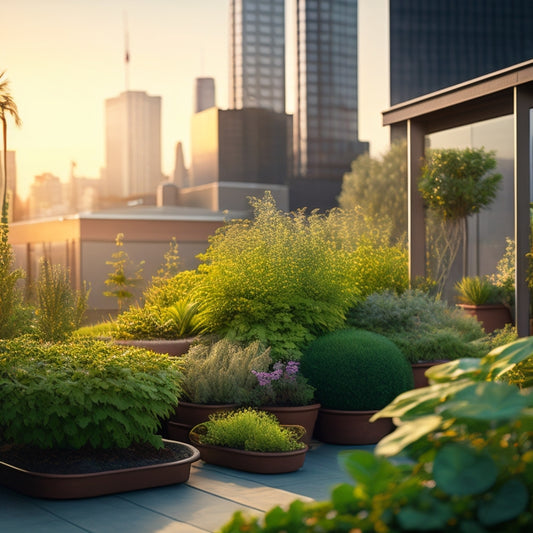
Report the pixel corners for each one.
[219,337,533,532]
[0,337,183,449]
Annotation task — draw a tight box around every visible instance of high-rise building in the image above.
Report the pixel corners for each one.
[292,0,368,208]
[389,0,533,105]
[104,91,162,199]
[229,0,285,113]
[195,77,216,113]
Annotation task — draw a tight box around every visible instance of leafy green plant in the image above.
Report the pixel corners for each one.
[249,360,315,407]
[220,337,533,533]
[455,275,502,305]
[103,233,144,312]
[347,290,487,362]
[420,147,503,290]
[300,329,414,410]
[181,338,271,405]
[0,337,184,450]
[33,258,89,341]
[195,193,407,360]
[190,408,305,452]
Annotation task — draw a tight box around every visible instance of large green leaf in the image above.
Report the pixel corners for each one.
[425,358,482,383]
[442,381,529,421]
[433,443,497,496]
[482,336,533,381]
[371,380,471,421]
[339,450,399,495]
[477,478,529,526]
[375,416,443,457]
[397,500,454,531]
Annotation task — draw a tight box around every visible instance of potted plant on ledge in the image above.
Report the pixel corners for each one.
[300,328,414,445]
[0,337,199,499]
[189,408,307,474]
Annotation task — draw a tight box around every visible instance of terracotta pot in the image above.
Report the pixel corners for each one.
[458,304,513,334]
[411,360,448,388]
[314,408,394,445]
[166,401,238,443]
[114,338,196,357]
[259,404,321,445]
[189,435,308,474]
[0,439,200,500]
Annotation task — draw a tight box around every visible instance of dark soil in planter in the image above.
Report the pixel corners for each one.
[0,440,192,475]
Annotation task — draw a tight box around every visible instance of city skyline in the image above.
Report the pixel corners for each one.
[3,0,388,199]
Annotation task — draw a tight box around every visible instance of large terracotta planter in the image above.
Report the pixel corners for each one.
[0,439,200,500]
[259,404,321,445]
[411,361,448,388]
[114,338,196,357]
[458,304,513,334]
[189,433,308,474]
[166,401,238,442]
[314,408,394,445]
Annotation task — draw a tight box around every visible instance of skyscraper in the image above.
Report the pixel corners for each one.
[292,0,367,208]
[104,91,162,199]
[389,0,533,105]
[195,77,216,113]
[229,0,285,113]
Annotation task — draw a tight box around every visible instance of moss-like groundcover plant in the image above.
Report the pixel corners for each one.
[0,337,183,449]
[219,337,533,532]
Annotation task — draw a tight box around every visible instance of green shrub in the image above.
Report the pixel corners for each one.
[143,269,202,308]
[455,275,502,305]
[300,329,414,410]
[33,258,89,341]
[181,338,271,405]
[347,290,487,362]
[220,337,533,533]
[0,337,183,449]
[191,408,305,452]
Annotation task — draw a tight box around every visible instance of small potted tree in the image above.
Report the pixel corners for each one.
[300,329,414,445]
[189,408,307,474]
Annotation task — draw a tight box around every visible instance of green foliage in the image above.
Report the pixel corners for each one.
[0,337,184,450]
[144,269,202,308]
[347,290,487,363]
[112,299,209,340]
[300,329,414,410]
[455,275,503,305]
[74,320,116,338]
[339,139,407,243]
[195,192,407,360]
[103,233,145,311]
[0,219,26,338]
[33,258,89,341]
[190,408,305,452]
[155,237,180,280]
[490,237,515,308]
[181,338,271,405]
[220,337,533,533]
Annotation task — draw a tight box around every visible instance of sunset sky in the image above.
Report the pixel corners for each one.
[2,0,388,198]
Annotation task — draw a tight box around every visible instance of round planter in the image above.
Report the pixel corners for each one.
[314,408,394,445]
[458,304,513,334]
[189,435,308,474]
[166,401,238,443]
[114,338,196,357]
[411,360,448,388]
[0,439,200,500]
[259,404,321,445]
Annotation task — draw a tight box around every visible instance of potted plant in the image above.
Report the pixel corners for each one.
[0,337,199,499]
[189,408,307,474]
[347,290,488,387]
[455,275,513,333]
[300,329,414,445]
[166,338,271,441]
[112,269,208,356]
[249,360,319,445]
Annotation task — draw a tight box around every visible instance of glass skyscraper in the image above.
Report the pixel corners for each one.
[389,0,533,105]
[229,0,285,113]
[293,0,367,182]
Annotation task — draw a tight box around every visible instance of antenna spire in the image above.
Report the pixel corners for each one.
[124,12,130,92]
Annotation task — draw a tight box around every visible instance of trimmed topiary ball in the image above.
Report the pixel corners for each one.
[300,329,414,410]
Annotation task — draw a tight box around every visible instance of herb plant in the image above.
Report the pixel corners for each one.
[190,408,305,452]
[0,337,183,450]
[455,275,502,305]
[250,361,315,407]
